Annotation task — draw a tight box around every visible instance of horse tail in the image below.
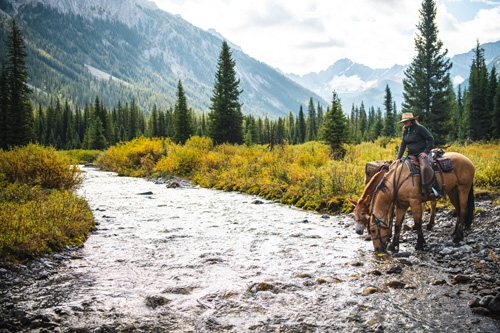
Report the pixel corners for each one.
[464,185,474,230]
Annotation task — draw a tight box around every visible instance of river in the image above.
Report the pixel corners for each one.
[1,165,499,332]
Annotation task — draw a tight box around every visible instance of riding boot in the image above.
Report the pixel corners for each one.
[418,155,439,198]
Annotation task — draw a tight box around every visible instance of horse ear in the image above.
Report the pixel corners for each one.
[348,199,357,206]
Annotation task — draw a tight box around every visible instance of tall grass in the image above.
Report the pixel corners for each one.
[95,137,500,214]
[0,144,95,261]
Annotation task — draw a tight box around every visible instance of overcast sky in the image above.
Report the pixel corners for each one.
[151,0,500,76]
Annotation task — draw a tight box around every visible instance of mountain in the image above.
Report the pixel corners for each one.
[287,41,500,112]
[0,0,326,118]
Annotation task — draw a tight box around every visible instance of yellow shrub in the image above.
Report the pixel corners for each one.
[0,144,83,190]
[0,185,94,260]
[96,137,169,176]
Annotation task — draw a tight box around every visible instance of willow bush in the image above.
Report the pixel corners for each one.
[0,144,83,190]
[95,137,500,214]
[96,137,169,177]
[0,144,94,261]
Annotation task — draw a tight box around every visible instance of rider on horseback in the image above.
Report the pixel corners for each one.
[395,112,441,199]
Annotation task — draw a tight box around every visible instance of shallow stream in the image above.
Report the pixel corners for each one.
[4,166,500,332]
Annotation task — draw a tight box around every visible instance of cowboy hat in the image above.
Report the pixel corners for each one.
[398,112,419,123]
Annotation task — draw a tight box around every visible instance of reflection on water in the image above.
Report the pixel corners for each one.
[10,166,500,332]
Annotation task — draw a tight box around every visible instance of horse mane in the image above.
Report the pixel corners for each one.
[360,168,389,201]
[376,177,390,193]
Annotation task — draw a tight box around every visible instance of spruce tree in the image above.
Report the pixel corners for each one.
[296,105,306,144]
[402,0,453,145]
[492,82,500,139]
[306,97,317,141]
[208,41,243,145]
[382,84,397,137]
[319,91,349,159]
[1,19,35,148]
[464,42,489,141]
[173,79,193,144]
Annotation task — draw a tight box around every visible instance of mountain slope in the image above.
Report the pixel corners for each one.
[0,0,326,118]
[287,41,500,112]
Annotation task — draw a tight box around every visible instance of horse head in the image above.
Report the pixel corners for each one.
[349,196,371,235]
[368,177,394,252]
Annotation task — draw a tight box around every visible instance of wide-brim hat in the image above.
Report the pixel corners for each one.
[398,112,419,123]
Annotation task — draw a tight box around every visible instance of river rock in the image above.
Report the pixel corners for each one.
[468,297,481,308]
[479,295,494,307]
[138,191,154,195]
[392,252,411,258]
[487,293,500,313]
[386,280,406,289]
[471,307,491,315]
[453,274,472,283]
[145,295,170,309]
[167,181,181,188]
[317,276,342,284]
[387,266,402,274]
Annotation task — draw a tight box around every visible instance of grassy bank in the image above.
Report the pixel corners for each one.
[0,144,95,261]
[96,137,500,213]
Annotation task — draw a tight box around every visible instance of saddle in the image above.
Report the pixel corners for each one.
[430,149,454,172]
[406,149,454,173]
[405,149,453,200]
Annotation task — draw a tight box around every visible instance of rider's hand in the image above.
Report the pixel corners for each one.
[419,153,427,159]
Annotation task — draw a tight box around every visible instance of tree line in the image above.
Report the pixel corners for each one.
[1,0,500,156]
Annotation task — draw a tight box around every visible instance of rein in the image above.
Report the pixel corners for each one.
[369,158,412,242]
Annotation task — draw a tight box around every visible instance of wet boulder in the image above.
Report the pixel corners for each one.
[145,295,170,309]
[487,293,500,314]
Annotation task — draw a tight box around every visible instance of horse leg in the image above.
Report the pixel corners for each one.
[388,206,407,252]
[426,200,436,231]
[411,202,425,250]
[446,186,464,243]
[452,185,472,243]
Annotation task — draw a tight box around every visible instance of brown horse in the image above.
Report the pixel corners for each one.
[349,161,437,236]
[368,152,474,252]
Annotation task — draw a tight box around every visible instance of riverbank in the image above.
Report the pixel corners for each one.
[1,166,499,332]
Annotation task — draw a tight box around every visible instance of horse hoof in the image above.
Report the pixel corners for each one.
[415,243,424,251]
[388,244,398,252]
[426,224,434,231]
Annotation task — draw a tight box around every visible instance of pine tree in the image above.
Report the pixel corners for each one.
[382,84,397,137]
[402,0,453,145]
[492,81,500,139]
[208,41,243,145]
[487,66,498,138]
[464,42,489,141]
[1,19,35,149]
[306,97,317,141]
[319,91,349,159]
[173,79,193,144]
[296,105,306,144]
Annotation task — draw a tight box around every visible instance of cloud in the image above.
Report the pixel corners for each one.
[153,0,500,75]
[299,38,345,50]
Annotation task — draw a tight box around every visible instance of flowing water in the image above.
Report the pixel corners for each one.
[6,166,500,332]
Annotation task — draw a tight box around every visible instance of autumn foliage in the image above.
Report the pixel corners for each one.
[0,144,94,260]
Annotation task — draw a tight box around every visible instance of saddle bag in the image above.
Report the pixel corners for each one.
[437,157,453,172]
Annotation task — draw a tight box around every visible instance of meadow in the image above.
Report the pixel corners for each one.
[96,136,500,213]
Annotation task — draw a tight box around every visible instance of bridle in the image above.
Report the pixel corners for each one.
[368,159,411,246]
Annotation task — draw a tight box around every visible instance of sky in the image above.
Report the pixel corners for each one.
[151,0,500,76]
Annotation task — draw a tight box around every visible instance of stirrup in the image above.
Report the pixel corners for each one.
[428,188,441,199]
